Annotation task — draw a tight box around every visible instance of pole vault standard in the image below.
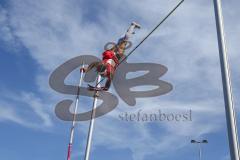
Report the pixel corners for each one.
[84,75,102,160]
[66,63,85,160]
[213,0,240,159]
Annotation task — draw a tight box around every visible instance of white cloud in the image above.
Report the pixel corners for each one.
[0,7,12,42]
[0,91,53,129]
[0,5,21,51]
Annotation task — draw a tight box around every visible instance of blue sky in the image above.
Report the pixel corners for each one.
[0,0,240,160]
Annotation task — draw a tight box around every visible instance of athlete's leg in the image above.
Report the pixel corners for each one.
[101,78,111,91]
[101,64,114,91]
[118,21,141,43]
[116,22,141,56]
[81,61,99,73]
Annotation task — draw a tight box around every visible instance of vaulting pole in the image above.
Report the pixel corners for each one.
[213,0,240,159]
[84,75,101,160]
[66,63,85,160]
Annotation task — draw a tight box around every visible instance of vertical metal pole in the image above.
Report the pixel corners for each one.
[213,0,240,159]
[84,75,101,160]
[66,64,85,160]
[198,143,202,160]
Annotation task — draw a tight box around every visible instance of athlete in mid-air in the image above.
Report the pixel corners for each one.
[81,22,141,91]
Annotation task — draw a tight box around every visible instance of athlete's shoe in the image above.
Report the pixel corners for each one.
[101,87,109,91]
[131,21,141,29]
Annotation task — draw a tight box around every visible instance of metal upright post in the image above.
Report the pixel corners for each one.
[213,0,240,159]
[191,140,207,160]
[198,143,202,160]
[67,63,85,160]
[84,75,101,160]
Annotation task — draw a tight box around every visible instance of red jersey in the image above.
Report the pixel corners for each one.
[102,50,119,65]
